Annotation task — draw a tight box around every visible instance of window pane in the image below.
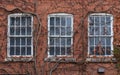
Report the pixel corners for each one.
[106,37,111,45]
[27,38,31,45]
[94,27,99,35]
[61,38,65,45]
[67,17,71,27]
[27,47,31,55]
[101,16,105,26]
[50,38,54,45]
[21,27,26,35]
[67,47,71,55]
[66,27,71,35]
[61,17,65,26]
[61,47,65,55]
[16,47,20,55]
[10,27,14,35]
[55,27,60,35]
[10,47,14,55]
[56,17,60,26]
[56,38,60,46]
[101,47,105,55]
[27,27,31,35]
[21,17,26,26]
[50,17,54,26]
[106,16,111,26]
[50,27,54,35]
[106,47,111,55]
[89,37,94,45]
[89,27,94,35]
[16,27,20,35]
[16,38,20,45]
[90,47,94,55]
[10,37,14,45]
[21,37,26,45]
[10,17,15,26]
[27,17,31,26]
[106,27,111,35]
[56,47,60,55]
[21,47,25,55]
[95,37,99,45]
[101,37,105,45]
[16,17,20,26]
[67,38,71,45]
[95,16,99,26]
[61,27,65,35]
[50,47,54,55]
[89,16,94,26]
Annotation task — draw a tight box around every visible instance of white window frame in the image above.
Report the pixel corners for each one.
[7,13,33,57]
[88,13,113,57]
[48,13,73,57]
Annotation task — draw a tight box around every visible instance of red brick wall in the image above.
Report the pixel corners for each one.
[0,0,119,75]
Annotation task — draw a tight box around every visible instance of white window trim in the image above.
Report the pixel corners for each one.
[48,13,73,57]
[7,13,33,57]
[88,13,113,57]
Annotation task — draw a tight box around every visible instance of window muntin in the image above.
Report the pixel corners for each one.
[8,14,33,57]
[88,13,113,56]
[48,13,73,57]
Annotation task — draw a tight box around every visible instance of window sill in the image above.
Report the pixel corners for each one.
[44,57,76,63]
[5,57,34,62]
[86,57,116,63]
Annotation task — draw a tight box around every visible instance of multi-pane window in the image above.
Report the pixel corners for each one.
[48,13,73,57]
[88,13,113,56]
[8,13,33,57]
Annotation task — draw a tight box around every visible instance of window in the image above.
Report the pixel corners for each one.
[48,13,73,57]
[8,13,33,57]
[88,13,113,56]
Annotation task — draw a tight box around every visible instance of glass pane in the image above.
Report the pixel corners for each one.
[56,17,60,26]
[101,16,105,26]
[95,16,99,26]
[16,38,20,45]
[66,27,71,35]
[106,47,111,55]
[56,47,60,55]
[95,37,99,45]
[89,27,94,35]
[55,27,60,35]
[61,17,65,26]
[90,47,94,55]
[101,47,105,55]
[89,37,94,45]
[21,47,25,55]
[50,27,54,35]
[106,37,111,45]
[27,47,31,55]
[101,37,105,45]
[16,17,20,26]
[67,47,71,55]
[10,37,14,45]
[10,47,14,55]
[61,38,65,45]
[61,47,65,55]
[101,27,105,35]
[16,27,20,35]
[10,27,14,35]
[10,17,15,26]
[106,27,111,35]
[27,17,31,26]
[50,17,54,26]
[27,27,31,35]
[27,38,31,45]
[21,37,26,45]
[21,17,26,26]
[67,38,71,45]
[67,17,71,27]
[56,38,60,46]
[61,27,65,35]
[106,16,111,26]
[95,27,99,35]
[16,47,20,55]
[89,16,94,26]
[50,47,54,55]
[21,27,26,35]
[50,38,54,45]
